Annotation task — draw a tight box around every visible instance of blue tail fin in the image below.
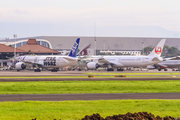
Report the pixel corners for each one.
[68,38,80,57]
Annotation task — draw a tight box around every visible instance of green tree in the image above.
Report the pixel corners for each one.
[97,52,106,55]
[161,45,169,57]
[142,45,180,57]
[165,46,179,58]
[28,50,32,54]
[141,46,154,55]
[115,52,123,55]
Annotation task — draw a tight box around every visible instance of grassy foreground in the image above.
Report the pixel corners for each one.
[0,80,180,94]
[0,100,180,120]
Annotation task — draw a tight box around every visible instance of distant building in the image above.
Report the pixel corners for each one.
[0,36,180,56]
[0,44,27,67]
[17,39,60,55]
[99,50,141,56]
[0,39,60,68]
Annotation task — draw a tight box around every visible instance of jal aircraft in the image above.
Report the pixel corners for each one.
[147,59,180,71]
[86,39,166,71]
[14,38,80,72]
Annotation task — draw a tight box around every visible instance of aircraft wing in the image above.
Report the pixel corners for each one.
[166,56,180,60]
[159,64,168,68]
[21,60,43,66]
[98,57,116,66]
[63,57,77,62]
[14,58,42,66]
[147,64,168,69]
[98,57,111,64]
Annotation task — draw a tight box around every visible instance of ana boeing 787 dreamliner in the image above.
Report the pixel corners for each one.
[14,38,80,72]
[86,39,166,71]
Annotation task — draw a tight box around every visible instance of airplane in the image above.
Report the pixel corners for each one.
[86,39,166,71]
[14,38,80,72]
[147,57,180,71]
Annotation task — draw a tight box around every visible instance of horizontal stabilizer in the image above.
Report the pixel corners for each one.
[151,57,161,62]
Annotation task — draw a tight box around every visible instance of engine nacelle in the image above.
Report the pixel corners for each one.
[15,62,26,70]
[87,62,99,69]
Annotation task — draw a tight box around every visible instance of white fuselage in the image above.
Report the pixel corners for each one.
[89,55,162,68]
[16,55,78,68]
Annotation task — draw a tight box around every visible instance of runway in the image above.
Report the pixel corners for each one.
[1,70,180,82]
[1,77,180,82]
[0,93,180,101]
[0,70,180,102]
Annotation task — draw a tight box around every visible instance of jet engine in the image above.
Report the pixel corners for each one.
[15,62,26,70]
[87,62,99,69]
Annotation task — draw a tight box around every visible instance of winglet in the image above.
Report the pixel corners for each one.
[68,38,80,57]
[148,39,166,57]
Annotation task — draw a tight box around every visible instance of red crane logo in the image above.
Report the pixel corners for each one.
[155,47,162,54]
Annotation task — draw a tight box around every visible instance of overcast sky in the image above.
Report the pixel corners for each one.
[0,0,180,38]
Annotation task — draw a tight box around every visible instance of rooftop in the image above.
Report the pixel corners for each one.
[17,39,60,54]
[0,44,27,53]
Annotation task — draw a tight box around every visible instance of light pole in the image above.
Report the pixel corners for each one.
[142,39,146,55]
[94,22,96,56]
[13,34,17,58]
[135,40,136,55]
[142,41,144,55]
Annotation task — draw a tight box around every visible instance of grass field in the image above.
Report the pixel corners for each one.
[0,80,180,94]
[1,73,180,120]
[0,100,180,120]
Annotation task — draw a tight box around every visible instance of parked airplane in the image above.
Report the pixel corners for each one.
[86,39,166,71]
[14,38,80,72]
[147,59,180,71]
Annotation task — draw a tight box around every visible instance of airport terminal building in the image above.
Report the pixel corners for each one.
[0,36,180,68]
[0,36,180,56]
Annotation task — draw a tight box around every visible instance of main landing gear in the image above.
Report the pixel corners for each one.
[107,68,114,71]
[34,68,41,72]
[117,68,124,71]
[51,68,58,72]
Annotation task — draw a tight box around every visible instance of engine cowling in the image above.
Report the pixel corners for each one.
[15,62,26,70]
[87,62,99,69]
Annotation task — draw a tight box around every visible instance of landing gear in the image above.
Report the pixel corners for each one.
[51,68,58,72]
[117,68,124,71]
[34,68,41,72]
[164,69,167,71]
[107,68,114,71]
